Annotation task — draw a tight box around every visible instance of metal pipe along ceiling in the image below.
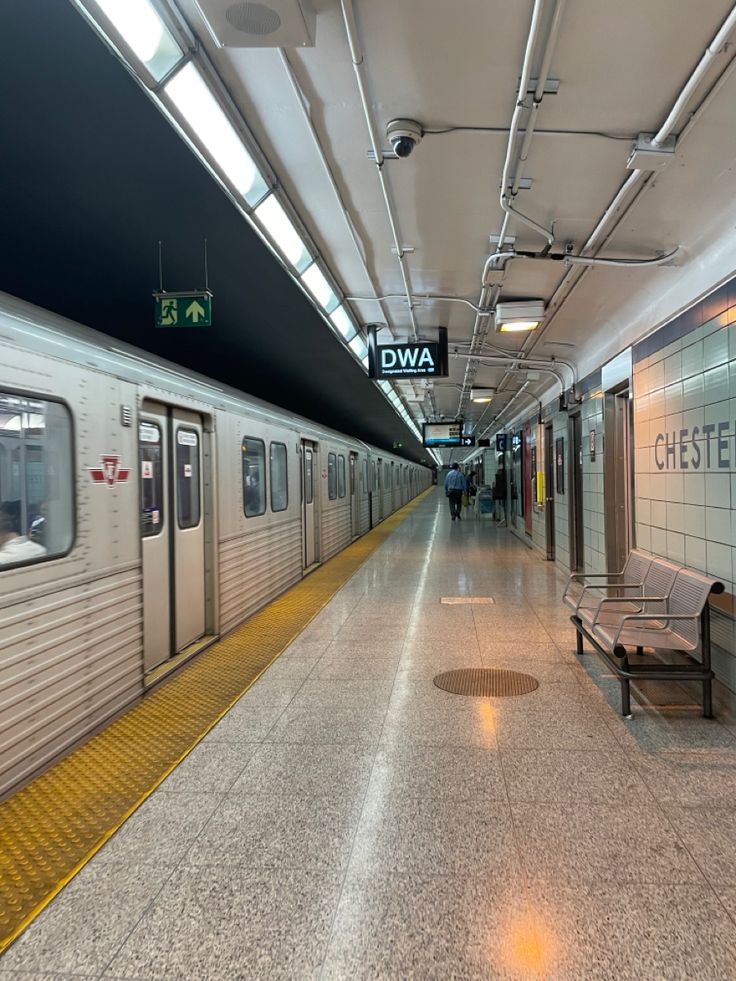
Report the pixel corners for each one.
[524,1,736,360]
[457,0,560,419]
[340,0,419,342]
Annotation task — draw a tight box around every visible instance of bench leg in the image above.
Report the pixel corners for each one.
[621,678,632,718]
[635,645,644,656]
[701,605,714,719]
[575,622,585,655]
[703,677,713,719]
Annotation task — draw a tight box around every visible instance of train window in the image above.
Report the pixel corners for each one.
[361,459,368,493]
[328,452,337,500]
[372,460,377,491]
[242,437,266,517]
[139,421,163,536]
[176,428,201,529]
[0,393,74,569]
[270,442,288,512]
[337,455,346,498]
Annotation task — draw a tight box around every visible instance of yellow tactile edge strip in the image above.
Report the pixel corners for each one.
[0,489,432,954]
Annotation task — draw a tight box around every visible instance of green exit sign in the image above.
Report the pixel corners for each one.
[154,291,212,327]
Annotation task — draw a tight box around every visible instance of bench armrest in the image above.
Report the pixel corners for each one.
[612,612,700,647]
[591,592,666,617]
[576,581,645,613]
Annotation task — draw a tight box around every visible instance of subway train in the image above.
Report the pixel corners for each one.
[0,293,431,798]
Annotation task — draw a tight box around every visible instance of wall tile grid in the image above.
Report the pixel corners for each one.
[633,301,736,689]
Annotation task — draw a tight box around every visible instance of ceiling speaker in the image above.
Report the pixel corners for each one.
[195,0,316,47]
[226,3,281,36]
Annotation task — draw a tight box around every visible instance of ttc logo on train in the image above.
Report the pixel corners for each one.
[88,454,131,486]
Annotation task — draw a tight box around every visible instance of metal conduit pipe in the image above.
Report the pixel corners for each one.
[450,340,576,378]
[525,2,736,359]
[499,0,555,248]
[345,293,492,314]
[450,352,568,389]
[462,0,563,413]
[479,383,533,439]
[278,50,397,339]
[340,0,419,341]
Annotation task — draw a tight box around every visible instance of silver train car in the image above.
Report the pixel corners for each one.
[0,293,431,798]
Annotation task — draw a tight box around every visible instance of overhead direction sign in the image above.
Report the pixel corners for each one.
[368,326,449,379]
[423,422,474,447]
[154,290,213,328]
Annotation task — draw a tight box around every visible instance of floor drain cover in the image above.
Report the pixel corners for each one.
[433,668,539,697]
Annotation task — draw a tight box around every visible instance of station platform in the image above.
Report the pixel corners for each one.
[3,489,736,979]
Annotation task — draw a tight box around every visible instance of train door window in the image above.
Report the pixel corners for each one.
[337,454,346,498]
[0,392,74,568]
[372,460,377,491]
[242,437,266,517]
[270,442,288,512]
[176,428,201,529]
[328,452,337,499]
[140,421,164,536]
[304,449,314,504]
[361,459,368,493]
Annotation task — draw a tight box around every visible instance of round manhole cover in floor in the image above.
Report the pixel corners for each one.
[433,667,539,697]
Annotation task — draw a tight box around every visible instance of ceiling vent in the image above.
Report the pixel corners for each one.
[194,0,316,48]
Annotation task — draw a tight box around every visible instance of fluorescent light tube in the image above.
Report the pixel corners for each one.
[255,195,310,272]
[302,263,339,313]
[329,306,356,340]
[349,334,368,359]
[92,0,183,79]
[165,63,267,205]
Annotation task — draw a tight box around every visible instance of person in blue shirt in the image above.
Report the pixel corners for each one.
[444,462,467,521]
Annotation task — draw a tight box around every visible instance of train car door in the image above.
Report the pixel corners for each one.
[349,452,359,539]
[302,439,318,568]
[139,403,206,672]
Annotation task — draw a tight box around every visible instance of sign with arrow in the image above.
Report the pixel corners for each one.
[154,291,212,328]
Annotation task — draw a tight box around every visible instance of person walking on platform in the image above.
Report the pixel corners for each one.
[444,462,466,521]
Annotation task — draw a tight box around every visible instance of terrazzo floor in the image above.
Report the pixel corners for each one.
[4,489,736,979]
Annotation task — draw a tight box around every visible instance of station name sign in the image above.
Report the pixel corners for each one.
[654,421,736,470]
[368,326,449,380]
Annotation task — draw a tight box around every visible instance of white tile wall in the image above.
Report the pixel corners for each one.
[634,307,736,692]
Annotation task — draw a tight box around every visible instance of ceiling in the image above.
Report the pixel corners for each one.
[3,0,736,465]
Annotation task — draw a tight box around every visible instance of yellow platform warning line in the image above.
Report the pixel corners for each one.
[0,490,432,954]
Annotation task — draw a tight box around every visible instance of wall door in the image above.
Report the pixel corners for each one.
[568,412,585,571]
[349,452,359,539]
[544,424,555,561]
[604,388,632,572]
[302,439,318,568]
[139,403,206,672]
[523,426,533,536]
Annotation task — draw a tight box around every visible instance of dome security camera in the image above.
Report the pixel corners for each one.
[386,118,423,158]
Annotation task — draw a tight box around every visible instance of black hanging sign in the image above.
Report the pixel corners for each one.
[368,326,449,379]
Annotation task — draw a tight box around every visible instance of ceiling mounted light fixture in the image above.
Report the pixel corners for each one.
[495,300,545,333]
[470,388,495,403]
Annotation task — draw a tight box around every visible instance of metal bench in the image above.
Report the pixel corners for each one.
[576,556,679,632]
[563,549,652,617]
[567,560,724,718]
